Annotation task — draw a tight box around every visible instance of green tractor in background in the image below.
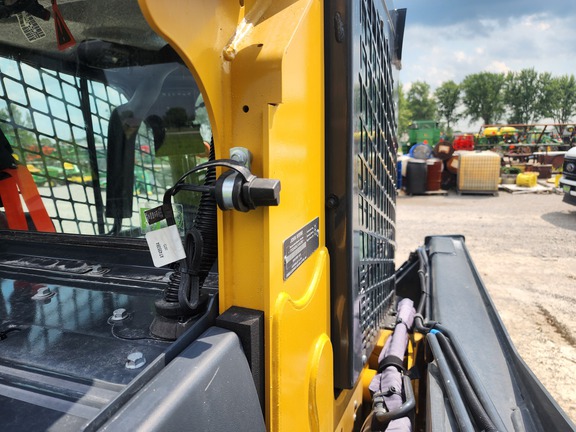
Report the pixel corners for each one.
[404,119,441,154]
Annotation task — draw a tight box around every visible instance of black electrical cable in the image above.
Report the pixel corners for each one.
[172,184,212,194]
[169,158,255,192]
[160,157,252,226]
[177,227,203,311]
[193,141,218,286]
[159,142,219,315]
[164,269,181,303]
[157,147,276,320]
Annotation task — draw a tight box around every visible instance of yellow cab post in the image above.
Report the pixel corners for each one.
[138,1,333,430]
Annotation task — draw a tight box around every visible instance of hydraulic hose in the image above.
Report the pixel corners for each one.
[365,298,416,432]
[413,247,430,333]
[415,247,428,315]
[433,323,506,432]
[426,332,475,432]
[414,248,506,431]
[436,332,498,432]
[361,375,416,432]
[373,375,416,423]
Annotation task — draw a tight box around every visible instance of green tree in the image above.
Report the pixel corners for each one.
[544,74,576,133]
[1,105,25,134]
[461,72,506,125]
[504,68,550,125]
[406,81,436,120]
[434,80,461,132]
[397,82,412,139]
[0,104,37,160]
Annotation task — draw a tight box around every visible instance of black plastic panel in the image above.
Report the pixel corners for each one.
[0,234,218,431]
[216,306,265,413]
[0,274,168,431]
[325,0,400,389]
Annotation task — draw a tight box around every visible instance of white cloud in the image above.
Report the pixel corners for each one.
[485,61,510,74]
[399,14,574,88]
[454,51,471,63]
[520,13,552,31]
[539,22,551,31]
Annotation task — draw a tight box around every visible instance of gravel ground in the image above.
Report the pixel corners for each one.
[395,188,576,423]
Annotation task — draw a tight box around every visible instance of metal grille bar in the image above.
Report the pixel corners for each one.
[325,0,400,389]
[357,0,397,361]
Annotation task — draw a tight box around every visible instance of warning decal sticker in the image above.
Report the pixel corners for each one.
[283,218,319,280]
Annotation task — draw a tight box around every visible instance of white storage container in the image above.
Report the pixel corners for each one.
[457,151,501,194]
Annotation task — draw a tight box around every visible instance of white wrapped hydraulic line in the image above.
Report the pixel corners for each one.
[366,298,416,432]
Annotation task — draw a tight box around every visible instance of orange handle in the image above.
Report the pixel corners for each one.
[0,171,28,230]
[0,166,56,232]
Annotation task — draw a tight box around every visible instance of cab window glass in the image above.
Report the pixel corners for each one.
[0,35,210,236]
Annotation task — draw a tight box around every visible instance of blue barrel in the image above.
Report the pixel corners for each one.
[409,142,432,160]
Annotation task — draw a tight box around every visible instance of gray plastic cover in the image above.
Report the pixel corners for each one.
[100,326,266,432]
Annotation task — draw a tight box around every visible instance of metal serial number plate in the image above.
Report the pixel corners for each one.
[283,218,319,280]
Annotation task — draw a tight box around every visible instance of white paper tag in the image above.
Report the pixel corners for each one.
[145,225,186,267]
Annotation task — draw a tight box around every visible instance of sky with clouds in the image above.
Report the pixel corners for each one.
[393,0,576,89]
[391,0,576,130]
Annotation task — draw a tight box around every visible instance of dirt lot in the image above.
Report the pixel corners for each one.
[395,188,576,423]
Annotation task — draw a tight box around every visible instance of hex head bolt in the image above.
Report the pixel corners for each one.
[111,308,128,322]
[31,286,55,301]
[125,352,146,369]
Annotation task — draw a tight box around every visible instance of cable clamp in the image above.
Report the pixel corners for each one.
[377,355,406,374]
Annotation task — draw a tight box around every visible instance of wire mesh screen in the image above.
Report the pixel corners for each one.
[357,0,397,364]
[326,0,399,388]
[0,57,176,235]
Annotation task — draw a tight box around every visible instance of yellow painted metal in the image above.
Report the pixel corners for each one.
[138,1,331,430]
[368,329,393,370]
[408,332,424,371]
[361,367,377,406]
[408,333,425,419]
[334,379,364,432]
